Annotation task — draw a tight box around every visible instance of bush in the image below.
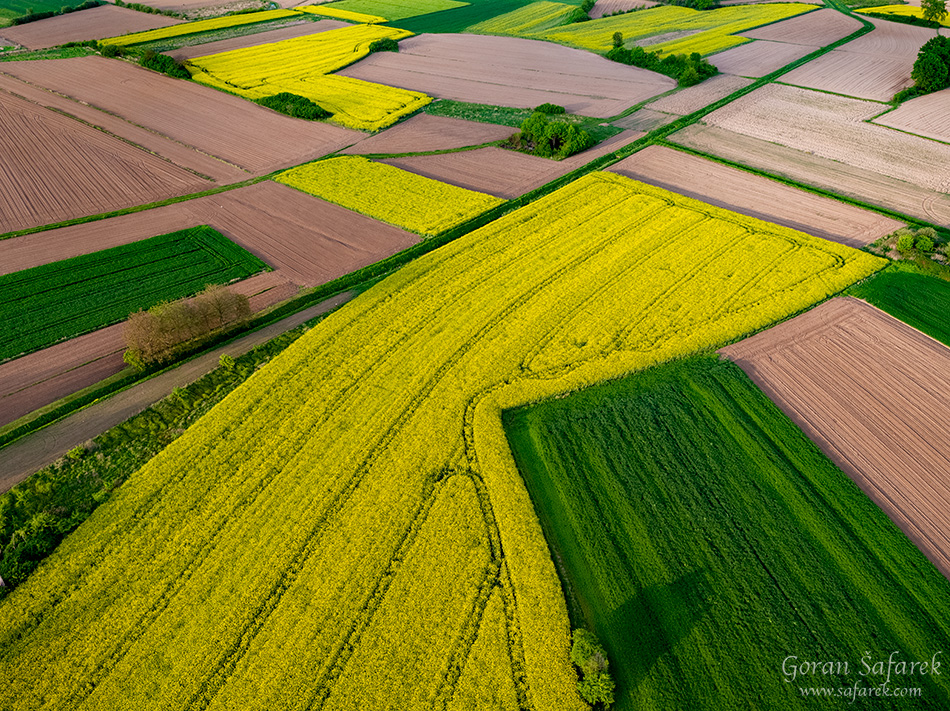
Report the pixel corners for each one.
[581,0,596,11]
[896,232,916,253]
[916,234,935,253]
[534,102,566,114]
[99,43,122,58]
[368,37,399,52]
[256,92,331,120]
[607,45,717,86]
[571,629,615,708]
[568,6,591,22]
[892,86,920,103]
[612,31,624,48]
[516,111,594,159]
[140,50,190,79]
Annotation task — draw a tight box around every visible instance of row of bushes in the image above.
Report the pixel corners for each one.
[256,92,331,119]
[505,110,595,159]
[114,0,180,17]
[607,43,718,86]
[11,0,100,25]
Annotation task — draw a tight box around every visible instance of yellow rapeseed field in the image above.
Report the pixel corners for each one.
[858,4,950,25]
[189,24,430,131]
[101,9,298,46]
[0,174,884,711]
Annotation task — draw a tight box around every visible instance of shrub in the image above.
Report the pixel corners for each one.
[916,234,935,253]
[368,37,399,52]
[140,50,190,79]
[99,43,122,58]
[571,629,615,708]
[612,31,624,48]
[534,102,566,114]
[607,45,717,86]
[219,353,237,372]
[581,0,596,11]
[256,92,331,120]
[516,111,594,159]
[568,6,591,22]
[896,232,916,253]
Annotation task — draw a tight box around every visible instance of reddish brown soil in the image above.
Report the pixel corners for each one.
[740,8,860,46]
[0,90,207,235]
[0,5,182,50]
[381,130,643,198]
[609,145,903,246]
[711,40,818,78]
[873,87,950,143]
[0,73,248,184]
[166,19,347,60]
[0,181,419,286]
[589,0,657,18]
[2,56,363,175]
[343,114,514,155]
[646,74,751,115]
[722,297,950,578]
[338,33,674,118]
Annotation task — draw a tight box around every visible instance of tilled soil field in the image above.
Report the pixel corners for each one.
[338,33,675,118]
[343,113,514,155]
[0,90,206,235]
[0,5,182,50]
[711,39,818,77]
[740,7,860,45]
[589,0,657,18]
[609,145,903,245]
[722,297,950,579]
[873,87,950,143]
[671,123,950,226]
[166,19,347,60]
[698,83,950,193]
[2,56,362,175]
[646,73,751,115]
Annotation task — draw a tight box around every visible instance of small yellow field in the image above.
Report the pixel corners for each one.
[857,4,950,26]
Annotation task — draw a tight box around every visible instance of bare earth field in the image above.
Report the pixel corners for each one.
[873,87,950,143]
[2,56,362,175]
[0,73,248,184]
[711,40,818,77]
[589,0,657,18]
[337,33,675,118]
[646,73,751,115]
[0,271,297,429]
[611,107,678,131]
[0,5,182,50]
[781,19,950,101]
[671,123,950,226]
[342,113,514,155]
[0,181,419,287]
[0,91,206,235]
[609,145,903,246]
[740,7,860,45]
[166,19,347,60]
[381,129,643,198]
[722,297,950,579]
[698,83,950,193]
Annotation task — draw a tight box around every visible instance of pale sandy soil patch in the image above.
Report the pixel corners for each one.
[609,145,903,246]
[337,33,674,118]
[0,90,206,234]
[781,18,949,101]
[381,129,643,197]
[739,7,860,45]
[873,87,950,143]
[0,271,297,428]
[671,122,950,226]
[711,39,818,77]
[647,73,751,114]
[0,5,182,50]
[0,181,419,287]
[2,56,362,175]
[166,19,347,60]
[700,83,950,192]
[589,0,657,19]
[611,107,678,131]
[722,296,950,578]
[342,113,514,155]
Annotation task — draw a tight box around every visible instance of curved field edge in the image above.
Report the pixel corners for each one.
[501,354,950,709]
[0,174,883,711]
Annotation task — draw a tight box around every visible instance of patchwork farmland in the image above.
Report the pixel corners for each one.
[2,0,950,708]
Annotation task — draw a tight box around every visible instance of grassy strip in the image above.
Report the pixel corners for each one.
[0,226,267,362]
[504,354,950,710]
[848,264,950,345]
[127,15,320,53]
[424,98,622,143]
[0,45,96,62]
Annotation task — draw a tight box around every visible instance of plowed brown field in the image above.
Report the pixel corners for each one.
[711,40,817,77]
[2,56,362,175]
[589,0,657,18]
[166,19,347,60]
[740,8,860,45]
[608,145,903,245]
[342,113,514,155]
[722,297,950,578]
[337,33,674,118]
[0,5,182,50]
[671,123,950,226]
[0,91,206,234]
[381,129,642,197]
[646,73,751,115]
[873,87,950,143]
[0,182,419,286]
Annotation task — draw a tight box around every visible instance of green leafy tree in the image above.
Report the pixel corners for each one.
[922,0,948,26]
[571,629,615,708]
[612,31,624,47]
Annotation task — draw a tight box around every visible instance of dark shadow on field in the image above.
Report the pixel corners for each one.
[607,567,715,696]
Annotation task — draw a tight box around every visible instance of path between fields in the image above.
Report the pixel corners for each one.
[0,291,354,493]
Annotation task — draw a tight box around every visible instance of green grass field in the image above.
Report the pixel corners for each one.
[391,0,580,33]
[504,355,950,710]
[0,226,267,362]
[330,0,469,21]
[848,267,950,347]
[0,0,86,20]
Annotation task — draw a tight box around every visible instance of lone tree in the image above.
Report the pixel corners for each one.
[922,0,948,27]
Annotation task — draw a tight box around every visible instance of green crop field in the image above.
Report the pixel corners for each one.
[848,267,950,348]
[0,226,267,362]
[392,0,579,34]
[505,355,950,710]
[0,0,86,20]
[330,0,469,21]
